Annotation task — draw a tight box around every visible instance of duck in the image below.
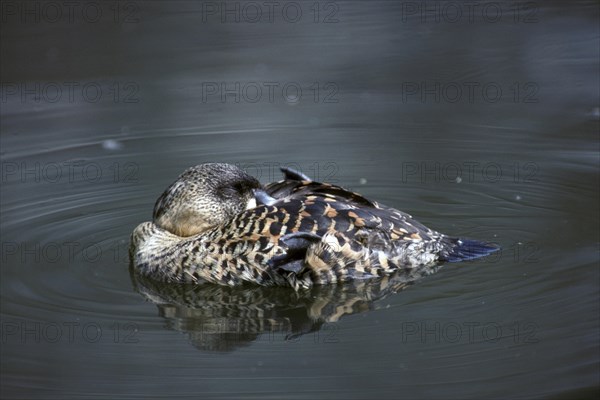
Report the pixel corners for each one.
[130,163,499,289]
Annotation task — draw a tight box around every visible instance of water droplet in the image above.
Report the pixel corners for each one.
[102,139,123,151]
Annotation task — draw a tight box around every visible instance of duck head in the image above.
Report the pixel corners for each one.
[152,163,265,237]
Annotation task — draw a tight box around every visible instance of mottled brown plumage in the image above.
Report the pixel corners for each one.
[130,163,498,289]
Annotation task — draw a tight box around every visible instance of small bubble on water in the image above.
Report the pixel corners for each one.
[359,178,367,185]
[102,139,123,151]
[455,176,462,183]
[515,195,522,201]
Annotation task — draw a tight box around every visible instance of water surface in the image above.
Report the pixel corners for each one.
[1,1,599,399]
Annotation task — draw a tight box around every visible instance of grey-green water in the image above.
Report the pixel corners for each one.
[1,1,599,399]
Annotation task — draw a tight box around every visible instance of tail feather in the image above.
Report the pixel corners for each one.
[441,238,500,263]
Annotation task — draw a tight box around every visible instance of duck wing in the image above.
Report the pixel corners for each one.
[265,167,435,242]
[260,173,440,278]
[266,179,376,208]
[258,168,497,285]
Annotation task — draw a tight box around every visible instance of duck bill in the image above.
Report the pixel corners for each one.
[252,189,278,207]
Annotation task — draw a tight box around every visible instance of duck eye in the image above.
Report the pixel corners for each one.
[216,186,237,199]
[232,181,246,193]
[216,178,257,200]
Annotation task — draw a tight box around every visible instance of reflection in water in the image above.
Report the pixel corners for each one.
[130,263,440,352]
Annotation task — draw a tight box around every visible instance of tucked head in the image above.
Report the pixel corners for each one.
[153,163,263,237]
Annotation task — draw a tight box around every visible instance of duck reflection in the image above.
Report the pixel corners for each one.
[130,265,440,351]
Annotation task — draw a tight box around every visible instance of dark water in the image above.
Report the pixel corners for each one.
[1,1,599,398]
